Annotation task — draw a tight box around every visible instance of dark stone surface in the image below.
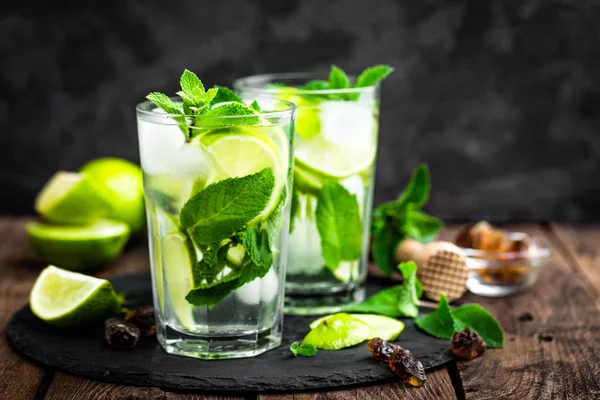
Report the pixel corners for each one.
[7,272,452,393]
[1,0,599,221]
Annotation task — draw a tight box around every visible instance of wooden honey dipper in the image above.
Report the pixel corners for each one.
[396,239,468,301]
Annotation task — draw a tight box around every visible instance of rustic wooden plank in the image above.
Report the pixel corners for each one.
[548,224,600,299]
[258,367,456,399]
[441,224,600,399]
[0,217,49,399]
[45,371,243,399]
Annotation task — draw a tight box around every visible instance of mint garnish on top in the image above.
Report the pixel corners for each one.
[147,69,258,141]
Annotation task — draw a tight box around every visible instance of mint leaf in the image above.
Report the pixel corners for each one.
[302,80,330,91]
[290,342,318,357]
[415,294,455,340]
[250,100,261,112]
[192,242,238,287]
[238,228,273,269]
[396,261,419,318]
[195,102,260,128]
[452,304,504,348]
[211,86,242,105]
[180,69,205,98]
[146,92,190,138]
[186,253,270,306]
[180,168,274,245]
[398,260,423,299]
[355,65,394,87]
[315,182,362,271]
[372,225,402,275]
[329,65,351,89]
[397,164,430,210]
[349,285,403,317]
[404,210,443,243]
[289,188,300,233]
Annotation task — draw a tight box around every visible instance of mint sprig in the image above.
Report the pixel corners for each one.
[415,294,505,348]
[299,64,394,100]
[146,69,258,141]
[290,342,318,357]
[349,261,422,317]
[315,181,362,272]
[372,164,443,275]
[180,168,274,246]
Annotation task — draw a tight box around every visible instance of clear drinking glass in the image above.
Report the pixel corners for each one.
[136,97,295,359]
[235,73,381,315]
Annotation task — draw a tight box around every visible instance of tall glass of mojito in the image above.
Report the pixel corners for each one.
[137,70,295,359]
[235,65,393,314]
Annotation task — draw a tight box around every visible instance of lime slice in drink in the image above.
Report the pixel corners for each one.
[30,265,121,328]
[294,133,375,180]
[294,164,324,196]
[310,313,405,341]
[35,171,111,224]
[162,232,196,331]
[199,126,288,221]
[302,313,371,350]
[26,219,130,273]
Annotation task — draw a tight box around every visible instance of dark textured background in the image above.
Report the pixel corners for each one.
[2,0,599,222]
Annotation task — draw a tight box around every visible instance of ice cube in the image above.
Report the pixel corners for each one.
[137,118,211,180]
[260,268,279,303]
[235,279,260,305]
[319,101,374,148]
[287,196,326,275]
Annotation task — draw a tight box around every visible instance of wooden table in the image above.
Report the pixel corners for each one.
[1,218,599,399]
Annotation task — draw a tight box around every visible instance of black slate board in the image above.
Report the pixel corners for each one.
[7,272,453,393]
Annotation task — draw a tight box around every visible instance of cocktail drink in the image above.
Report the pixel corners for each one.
[235,66,393,314]
[137,70,295,359]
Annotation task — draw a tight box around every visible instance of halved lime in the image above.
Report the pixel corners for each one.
[310,313,405,341]
[26,219,130,273]
[30,265,121,328]
[162,232,196,331]
[302,313,371,350]
[199,126,288,221]
[295,134,376,180]
[80,158,145,234]
[35,171,111,224]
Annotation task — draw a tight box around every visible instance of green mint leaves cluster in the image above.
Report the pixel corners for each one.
[301,65,394,100]
[416,294,504,348]
[350,262,423,318]
[372,164,443,275]
[179,168,279,306]
[290,342,318,357]
[147,69,259,141]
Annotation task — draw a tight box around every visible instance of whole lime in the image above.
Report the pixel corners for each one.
[80,158,145,233]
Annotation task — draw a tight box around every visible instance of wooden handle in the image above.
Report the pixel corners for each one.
[397,239,466,266]
[396,239,424,262]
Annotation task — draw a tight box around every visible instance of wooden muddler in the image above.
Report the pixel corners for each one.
[397,239,469,301]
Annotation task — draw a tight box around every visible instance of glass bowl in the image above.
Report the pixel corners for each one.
[461,233,552,297]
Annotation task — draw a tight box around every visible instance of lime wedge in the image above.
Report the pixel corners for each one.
[35,171,111,224]
[302,313,371,350]
[310,313,405,341]
[30,265,121,328]
[294,164,324,196]
[295,134,376,180]
[199,126,288,221]
[162,232,196,331]
[26,219,130,273]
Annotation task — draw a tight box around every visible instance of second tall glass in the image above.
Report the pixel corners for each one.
[235,74,381,315]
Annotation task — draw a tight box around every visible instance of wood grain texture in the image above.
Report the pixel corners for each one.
[45,372,244,400]
[451,225,600,399]
[549,224,600,299]
[0,217,49,399]
[258,367,456,400]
